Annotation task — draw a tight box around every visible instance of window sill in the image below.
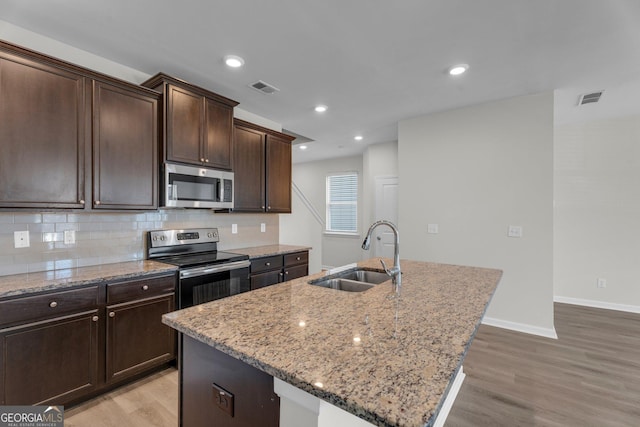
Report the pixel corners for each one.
[323,231,361,238]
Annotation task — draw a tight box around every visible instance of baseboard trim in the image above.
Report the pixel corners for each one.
[554,296,640,314]
[482,316,558,339]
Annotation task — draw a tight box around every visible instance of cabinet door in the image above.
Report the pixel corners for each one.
[93,81,158,209]
[0,311,100,405]
[204,98,233,170]
[0,54,86,208]
[283,264,308,282]
[250,270,282,290]
[106,294,176,383]
[167,85,203,165]
[233,125,266,212]
[265,134,292,213]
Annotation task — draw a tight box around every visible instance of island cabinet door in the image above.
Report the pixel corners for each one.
[181,335,279,427]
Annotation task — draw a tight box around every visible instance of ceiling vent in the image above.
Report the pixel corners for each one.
[250,80,280,95]
[577,90,604,106]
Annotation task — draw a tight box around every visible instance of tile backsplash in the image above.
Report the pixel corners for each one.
[0,210,279,276]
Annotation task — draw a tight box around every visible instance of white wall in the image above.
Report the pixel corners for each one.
[290,156,364,269]
[398,92,555,334]
[554,115,640,310]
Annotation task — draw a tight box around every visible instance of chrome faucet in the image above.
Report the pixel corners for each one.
[362,220,401,294]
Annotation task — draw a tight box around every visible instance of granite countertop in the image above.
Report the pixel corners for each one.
[230,244,311,259]
[163,258,502,427]
[0,260,177,299]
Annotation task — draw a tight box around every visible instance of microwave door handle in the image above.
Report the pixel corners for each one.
[217,179,223,202]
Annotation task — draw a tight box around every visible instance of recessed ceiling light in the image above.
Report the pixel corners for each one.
[448,64,469,76]
[314,105,328,113]
[354,135,363,141]
[224,55,245,68]
[299,145,308,150]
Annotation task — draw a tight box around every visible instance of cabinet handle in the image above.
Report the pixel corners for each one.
[261,206,265,209]
[285,271,289,275]
[200,158,205,162]
[205,159,209,163]
[95,200,101,205]
[296,256,301,261]
[109,312,115,318]
[79,199,85,204]
[142,285,149,291]
[92,316,99,322]
[265,262,271,266]
[267,206,271,210]
[49,301,58,308]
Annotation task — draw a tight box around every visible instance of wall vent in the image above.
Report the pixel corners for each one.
[250,80,280,95]
[577,90,604,106]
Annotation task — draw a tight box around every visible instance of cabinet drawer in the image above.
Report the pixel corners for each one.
[107,274,176,305]
[283,264,308,282]
[284,251,308,267]
[250,255,283,274]
[250,270,282,290]
[0,286,100,326]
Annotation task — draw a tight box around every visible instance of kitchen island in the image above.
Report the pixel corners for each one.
[163,258,502,427]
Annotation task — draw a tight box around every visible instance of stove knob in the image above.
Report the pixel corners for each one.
[160,236,166,241]
[207,233,213,238]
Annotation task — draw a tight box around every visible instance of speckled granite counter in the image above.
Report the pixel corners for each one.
[163,258,501,427]
[0,260,177,298]
[230,244,311,258]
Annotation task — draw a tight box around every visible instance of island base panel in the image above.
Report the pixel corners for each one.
[181,334,279,427]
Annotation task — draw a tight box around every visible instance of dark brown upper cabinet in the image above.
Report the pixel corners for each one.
[0,45,87,209]
[0,40,161,211]
[233,119,294,213]
[92,81,159,210]
[142,73,238,170]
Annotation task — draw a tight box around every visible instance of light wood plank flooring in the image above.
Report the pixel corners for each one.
[65,303,640,426]
[447,303,640,426]
[65,369,178,427]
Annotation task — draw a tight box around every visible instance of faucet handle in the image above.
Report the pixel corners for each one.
[380,259,392,276]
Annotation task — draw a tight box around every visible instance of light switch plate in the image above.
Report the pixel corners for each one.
[14,231,30,248]
[507,225,523,238]
[231,224,238,234]
[260,223,266,233]
[427,224,439,234]
[64,230,76,245]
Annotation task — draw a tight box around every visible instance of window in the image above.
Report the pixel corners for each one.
[326,173,358,234]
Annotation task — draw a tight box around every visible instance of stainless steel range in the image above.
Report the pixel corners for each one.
[147,228,250,309]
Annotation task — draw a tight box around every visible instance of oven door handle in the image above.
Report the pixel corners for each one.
[179,260,251,279]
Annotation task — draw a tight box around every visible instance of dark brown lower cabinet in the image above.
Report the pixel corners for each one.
[181,334,279,427]
[0,310,100,405]
[0,273,177,406]
[106,294,175,383]
[249,251,309,290]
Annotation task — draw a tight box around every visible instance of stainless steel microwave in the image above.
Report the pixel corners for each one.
[163,163,234,209]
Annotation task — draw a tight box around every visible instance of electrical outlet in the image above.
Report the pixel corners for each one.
[508,225,523,238]
[231,224,238,234]
[260,223,266,233]
[64,230,76,245]
[14,231,30,248]
[427,224,439,234]
[597,278,607,288]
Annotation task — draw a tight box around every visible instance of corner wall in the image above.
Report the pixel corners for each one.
[554,115,640,311]
[398,92,555,334]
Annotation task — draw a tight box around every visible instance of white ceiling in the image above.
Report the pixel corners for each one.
[1,0,639,163]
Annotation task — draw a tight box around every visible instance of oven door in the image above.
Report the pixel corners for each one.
[178,260,251,309]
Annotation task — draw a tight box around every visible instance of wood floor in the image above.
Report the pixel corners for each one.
[65,303,640,426]
[65,369,178,427]
[447,303,640,426]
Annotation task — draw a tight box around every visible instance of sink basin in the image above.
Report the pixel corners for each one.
[311,278,375,292]
[334,270,389,284]
[308,268,390,292]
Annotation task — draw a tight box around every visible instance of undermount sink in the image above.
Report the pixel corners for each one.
[308,268,390,292]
